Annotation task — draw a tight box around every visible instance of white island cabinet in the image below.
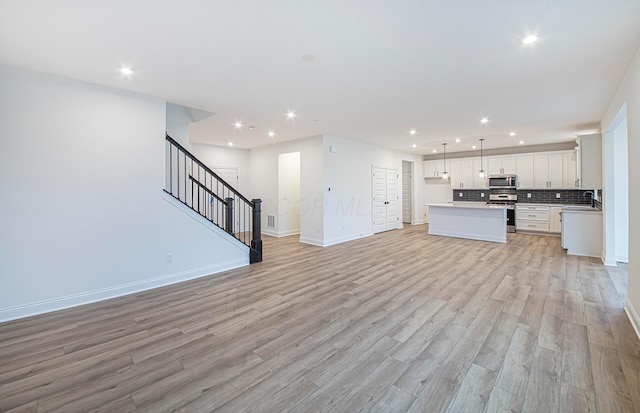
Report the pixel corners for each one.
[428,203,507,243]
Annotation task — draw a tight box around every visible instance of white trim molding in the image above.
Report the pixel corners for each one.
[0,259,247,323]
[262,229,300,238]
[301,232,373,248]
[625,298,640,342]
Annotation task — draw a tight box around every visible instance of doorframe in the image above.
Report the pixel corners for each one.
[402,160,414,225]
[602,102,629,266]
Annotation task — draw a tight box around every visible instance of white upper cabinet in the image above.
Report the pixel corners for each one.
[534,153,563,189]
[449,158,483,189]
[488,157,516,175]
[488,158,503,175]
[548,153,564,188]
[424,160,445,178]
[576,134,602,189]
[516,155,534,188]
[428,149,581,189]
[448,159,462,188]
[473,158,488,189]
[563,151,578,188]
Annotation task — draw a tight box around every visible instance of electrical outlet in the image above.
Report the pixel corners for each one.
[166,253,173,264]
[556,193,561,199]
[459,192,463,197]
[527,193,532,198]
[480,192,485,198]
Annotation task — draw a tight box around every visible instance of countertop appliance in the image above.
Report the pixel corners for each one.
[489,174,517,189]
[487,194,517,232]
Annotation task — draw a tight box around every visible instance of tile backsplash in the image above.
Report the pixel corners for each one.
[453,189,598,205]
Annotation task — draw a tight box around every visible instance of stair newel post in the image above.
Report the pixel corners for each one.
[250,199,263,263]
[224,197,234,234]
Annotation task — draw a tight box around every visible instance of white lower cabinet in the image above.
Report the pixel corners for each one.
[516,205,550,233]
[561,209,603,257]
[516,204,565,234]
[549,206,562,233]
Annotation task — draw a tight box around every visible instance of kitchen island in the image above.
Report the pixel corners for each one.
[428,202,509,243]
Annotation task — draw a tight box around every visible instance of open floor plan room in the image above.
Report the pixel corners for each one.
[0,226,638,412]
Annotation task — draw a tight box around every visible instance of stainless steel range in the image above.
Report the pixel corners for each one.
[487,194,517,233]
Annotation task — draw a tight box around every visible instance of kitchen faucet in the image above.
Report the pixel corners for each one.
[582,191,594,207]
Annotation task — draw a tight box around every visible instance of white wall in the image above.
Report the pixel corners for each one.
[600,45,640,336]
[323,136,379,245]
[614,118,629,262]
[191,143,250,193]
[322,135,426,245]
[166,102,193,149]
[277,152,301,236]
[0,65,248,322]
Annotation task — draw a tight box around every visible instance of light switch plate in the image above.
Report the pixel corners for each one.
[481,193,485,197]
[556,193,561,198]
[459,192,463,197]
[527,193,532,198]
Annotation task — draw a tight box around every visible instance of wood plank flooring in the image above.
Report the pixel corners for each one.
[1,225,638,412]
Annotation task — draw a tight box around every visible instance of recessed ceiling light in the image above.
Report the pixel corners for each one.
[268,130,275,137]
[228,141,233,146]
[119,67,134,76]
[234,121,243,129]
[412,143,417,148]
[248,125,256,130]
[455,138,461,143]
[509,131,516,137]
[409,129,417,136]
[472,145,477,149]
[286,110,297,119]
[432,149,437,153]
[519,140,524,145]
[521,34,538,45]
[481,117,489,124]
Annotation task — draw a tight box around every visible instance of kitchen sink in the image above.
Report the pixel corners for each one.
[561,205,598,211]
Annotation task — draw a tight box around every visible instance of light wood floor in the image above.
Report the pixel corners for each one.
[1,225,639,412]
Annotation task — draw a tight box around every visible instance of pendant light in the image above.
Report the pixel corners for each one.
[478,138,486,179]
[441,143,449,180]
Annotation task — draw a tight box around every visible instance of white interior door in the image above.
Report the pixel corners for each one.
[211,167,244,232]
[373,166,399,233]
[211,167,238,189]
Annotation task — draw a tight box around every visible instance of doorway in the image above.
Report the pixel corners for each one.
[277,152,301,237]
[402,161,414,224]
[603,103,629,265]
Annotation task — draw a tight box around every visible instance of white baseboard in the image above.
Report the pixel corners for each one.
[617,255,629,264]
[603,256,618,266]
[278,229,300,237]
[299,236,324,247]
[624,298,640,342]
[323,232,373,247]
[0,259,247,323]
[411,220,425,225]
[299,232,373,247]
[262,228,278,237]
[262,228,300,238]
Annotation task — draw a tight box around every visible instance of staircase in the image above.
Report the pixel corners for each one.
[164,135,262,263]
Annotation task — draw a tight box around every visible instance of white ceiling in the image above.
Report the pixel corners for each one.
[1,0,639,154]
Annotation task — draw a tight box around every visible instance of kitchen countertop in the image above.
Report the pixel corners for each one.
[428,202,512,209]
[561,205,602,213]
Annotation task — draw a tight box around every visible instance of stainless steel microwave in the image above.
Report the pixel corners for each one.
[488,175,517,189]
